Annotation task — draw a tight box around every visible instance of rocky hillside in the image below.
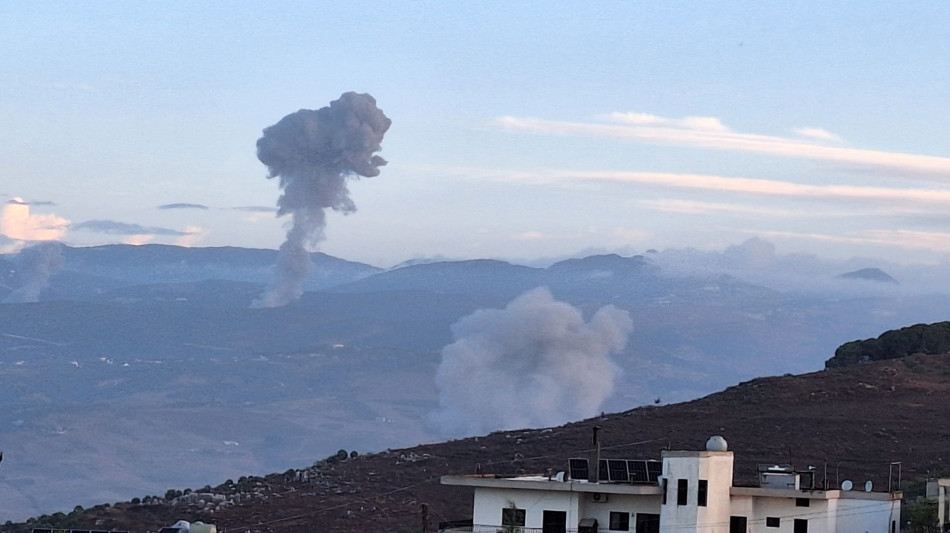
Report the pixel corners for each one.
[5,354,950,533]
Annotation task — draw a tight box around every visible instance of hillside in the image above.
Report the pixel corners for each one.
[8,354,950,532]
[828,321,950,367]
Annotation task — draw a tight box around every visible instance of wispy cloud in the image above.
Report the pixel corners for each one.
[72,220,204,247]
[639,199,803,218]
[751,228,950,253]
[157,203,209,210]
[231,205,278,222]
[602,112,730,132]
[793,127,842,142]
[72,220,191,236]
[175,226,206,247]
[499,168,950,205]
[231,206,277,213]
[495,114,950,178]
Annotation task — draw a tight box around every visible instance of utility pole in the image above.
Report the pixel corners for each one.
[421,503,430,533]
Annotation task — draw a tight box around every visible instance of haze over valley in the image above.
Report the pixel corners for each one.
[1,241,947,520]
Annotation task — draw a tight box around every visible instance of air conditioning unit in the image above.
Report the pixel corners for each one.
[592,492,609,503]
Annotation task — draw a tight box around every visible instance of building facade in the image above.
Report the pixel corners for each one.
[441,438,901,533]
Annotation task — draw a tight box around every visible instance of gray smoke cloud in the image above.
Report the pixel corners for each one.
[2,242,65,303]
[252,92,391,308]
[427,287,633,437]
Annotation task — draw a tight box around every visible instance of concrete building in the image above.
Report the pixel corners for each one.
[441,437,901,533]
[934,478,950,531]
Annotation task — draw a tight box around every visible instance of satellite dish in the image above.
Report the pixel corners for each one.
[865,481,873,492]
[555,471,565,482]
[841,480,853,491]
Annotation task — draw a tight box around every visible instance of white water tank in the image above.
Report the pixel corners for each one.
[706,436,728,452]
[190,522,217,533]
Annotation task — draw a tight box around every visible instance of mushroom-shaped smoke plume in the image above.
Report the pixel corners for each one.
[252,92,391,308]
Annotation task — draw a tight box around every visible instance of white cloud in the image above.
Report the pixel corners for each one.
[601,112,730,132]
[751,228,950,253]
[498,168,950,206]
[123,235,154,245]
[175,226,206,247]
[639,199,802,217]
[0,199,70,243]
[793,127,842,142]
[495,115,950,178]
[512,231,546,241]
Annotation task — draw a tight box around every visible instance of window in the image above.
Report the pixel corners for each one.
[698,479,708,506]
[636,513,660,533]
[766,517,780,528]
[662,478,668,505]
[677,479,688,505]
[796,498,810,507]
[730,516,748,533]
[543,510,567,533]
[610,512,630,531]
[502,508,526,527]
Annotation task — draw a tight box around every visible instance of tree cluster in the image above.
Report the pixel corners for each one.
[826,321,950,368]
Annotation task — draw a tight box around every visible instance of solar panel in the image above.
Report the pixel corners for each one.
[608,459,630,482]
[599,459,609,481]
[628,460,649,482]
[647,460,663,482]
[569,458,589,480]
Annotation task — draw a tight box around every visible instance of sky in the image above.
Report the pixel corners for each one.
[2,1,949,268]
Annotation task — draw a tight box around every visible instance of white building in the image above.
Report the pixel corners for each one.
[441,437,901,533]
[934,478,950,531]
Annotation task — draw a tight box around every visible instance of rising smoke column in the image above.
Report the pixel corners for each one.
[2,242,65,303]
[252,92,391,308]
[427,287,633,437]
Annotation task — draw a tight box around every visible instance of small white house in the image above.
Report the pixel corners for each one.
[441,437,901,533]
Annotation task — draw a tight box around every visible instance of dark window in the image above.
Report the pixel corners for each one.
[636,513,660,533]
[766,517,780,528]
[543,510,567,533]
[502,508,526,527]
[698,479,708,506]
[730,516,748,533]
[796,498,810,507]
[794,519,807,533]
[891,521,896,533]
[610,512,630,531]
[677,479,688,505]
[662,478,668,505]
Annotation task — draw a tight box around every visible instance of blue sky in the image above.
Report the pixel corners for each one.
[2,1,949,267]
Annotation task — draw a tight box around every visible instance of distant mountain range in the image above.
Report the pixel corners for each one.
[0,243,947,521]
